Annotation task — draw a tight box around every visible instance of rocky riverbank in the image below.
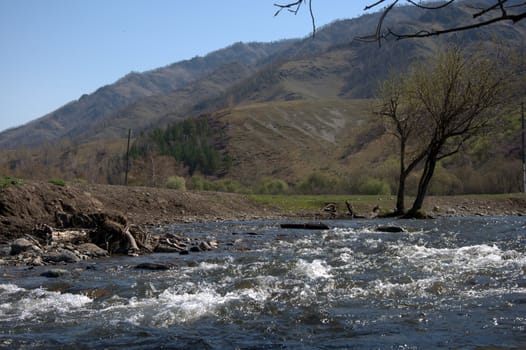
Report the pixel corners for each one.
[0,181,282,267]
[2,180,526,267]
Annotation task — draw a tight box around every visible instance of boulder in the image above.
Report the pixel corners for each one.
[199,241,214,251]
[77,243,109,258]
[43,249,81,263]
[155,245,185,253]
[11,238,41,255]
[27,255,44,266]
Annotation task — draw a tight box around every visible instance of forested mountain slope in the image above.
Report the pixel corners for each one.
[1,1,525,194]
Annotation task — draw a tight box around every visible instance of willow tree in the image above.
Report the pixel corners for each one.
[378,47,509,217]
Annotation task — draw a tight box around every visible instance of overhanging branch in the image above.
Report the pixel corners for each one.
[387,10,526,40]
[274,1,526,44]
[274,0,317,36]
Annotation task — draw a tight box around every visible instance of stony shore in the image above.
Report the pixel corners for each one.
[1,180,526,267]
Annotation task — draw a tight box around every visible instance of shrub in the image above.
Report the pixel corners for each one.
[49,178,66,187]
[357,178,391,195]
[166,176,186,190]
[428,163,463,195]
[256,178,289,195]
[72,178,88,184]
[216,179,244,193]
[296,173,340,194]
[0,176,23,188]
[189,175,244,193]
[189,175,215,191]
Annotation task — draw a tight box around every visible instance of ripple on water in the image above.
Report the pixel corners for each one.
[1,218,526,349]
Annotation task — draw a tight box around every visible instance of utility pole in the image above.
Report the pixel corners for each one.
[522,103,525,193]
[125,129,131,186]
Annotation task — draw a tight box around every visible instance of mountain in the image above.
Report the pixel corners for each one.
[1,1,525,194]
[0,40,296,149]
[2,2,525,149]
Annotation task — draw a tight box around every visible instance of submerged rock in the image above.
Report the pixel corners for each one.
[135,262,171,270]
[376,225,405,233]
[41,268,71,278]
[280,222,330,230]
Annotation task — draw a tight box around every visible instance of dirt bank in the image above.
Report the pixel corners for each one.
[421,194,526,217]
[0,181,281,241]
[2,180,526,267]
[2,181,526,242]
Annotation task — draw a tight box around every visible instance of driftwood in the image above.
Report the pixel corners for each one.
[122,225,139,256]
[6,209,217,266]
[345,201,366,219]
[52,211,144,256]
[323,203,337,218]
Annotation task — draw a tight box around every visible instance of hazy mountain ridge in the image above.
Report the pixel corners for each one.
[2,3,525,148]
[74,61,257,141]
[0,40,296,148]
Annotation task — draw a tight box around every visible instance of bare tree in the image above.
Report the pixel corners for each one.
[274,0,526,42]
[376,73,428,214]
[378,47,509,217]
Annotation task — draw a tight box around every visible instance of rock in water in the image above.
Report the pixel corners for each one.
[280,222,330,230]
[376,225,405,233]
[77,243,109,258]
[44,249,81,263]
[41,269,71,278]
[135,263,171,270]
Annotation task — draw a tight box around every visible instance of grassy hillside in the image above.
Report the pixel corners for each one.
[1,2,525,194]
[0,97,523,195]
[218,99,373,182]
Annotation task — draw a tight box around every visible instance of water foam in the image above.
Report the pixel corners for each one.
[400,243,526,272]
[0,284,92,322]
[98,281,272,327]
[295,259,332,279]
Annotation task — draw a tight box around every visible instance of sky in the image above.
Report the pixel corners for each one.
[0,0,372,133]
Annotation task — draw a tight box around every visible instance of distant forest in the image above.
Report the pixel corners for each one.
[129,117,231,177]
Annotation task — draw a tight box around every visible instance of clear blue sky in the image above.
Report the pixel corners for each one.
[0,0,371,133]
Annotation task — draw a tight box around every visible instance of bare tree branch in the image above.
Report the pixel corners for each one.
[365,0,526,41]
[386,11,526,40]
[406,0,455,10]
[274,1,526,43]
[364,0,389,11]
[274,0,303,16]
[274,0,317,36]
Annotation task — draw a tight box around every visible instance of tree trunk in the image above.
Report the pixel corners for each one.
[395,142,406,215]
[395,139,426,216]
[405,153,438,218]
[395,174,406,215]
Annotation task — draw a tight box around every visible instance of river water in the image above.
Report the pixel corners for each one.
[1,217,525,349]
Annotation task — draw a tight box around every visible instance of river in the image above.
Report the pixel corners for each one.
[1,217,525,349]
